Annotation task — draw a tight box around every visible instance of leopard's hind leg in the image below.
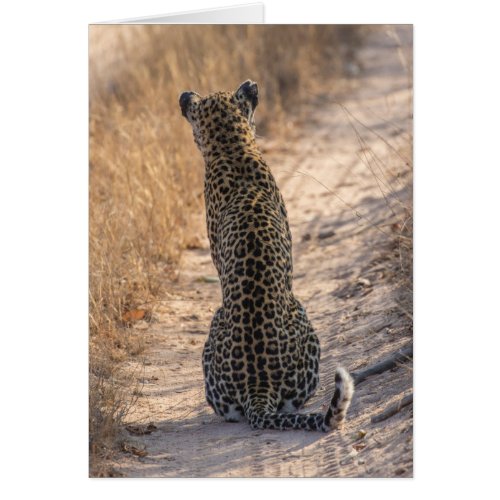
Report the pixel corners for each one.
[203,308,244,422]
[280,305,321,411]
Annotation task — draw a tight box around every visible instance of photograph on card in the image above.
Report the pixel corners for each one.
[89,24,413,478]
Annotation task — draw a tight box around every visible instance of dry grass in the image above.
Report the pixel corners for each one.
[89,25,363,475]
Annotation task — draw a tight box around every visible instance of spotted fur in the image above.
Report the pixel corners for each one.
[179,80,354,431]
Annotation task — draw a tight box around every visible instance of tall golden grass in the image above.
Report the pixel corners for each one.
[89,25,362,473]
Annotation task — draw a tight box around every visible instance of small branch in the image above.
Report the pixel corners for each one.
[371,393,413,423]
[351,343,413,385]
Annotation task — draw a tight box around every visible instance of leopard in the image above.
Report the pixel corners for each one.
[179,79,354,431]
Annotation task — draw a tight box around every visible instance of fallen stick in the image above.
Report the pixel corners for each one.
[351,343,413,385]
[371,393,413,423]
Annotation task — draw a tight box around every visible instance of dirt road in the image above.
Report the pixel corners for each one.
[110,27,413,477]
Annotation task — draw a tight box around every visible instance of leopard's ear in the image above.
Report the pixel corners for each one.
[235,80,259,110]
[179,91,201,119]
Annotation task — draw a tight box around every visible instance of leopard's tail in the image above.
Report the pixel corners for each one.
[246,367,354,432]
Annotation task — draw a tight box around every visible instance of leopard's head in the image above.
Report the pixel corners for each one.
[179,80,259,157]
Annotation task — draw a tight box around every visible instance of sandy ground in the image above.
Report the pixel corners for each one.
[109,26,413,478]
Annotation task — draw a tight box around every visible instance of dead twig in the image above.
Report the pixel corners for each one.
[351,343,413,385]
[371,393,413,423]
